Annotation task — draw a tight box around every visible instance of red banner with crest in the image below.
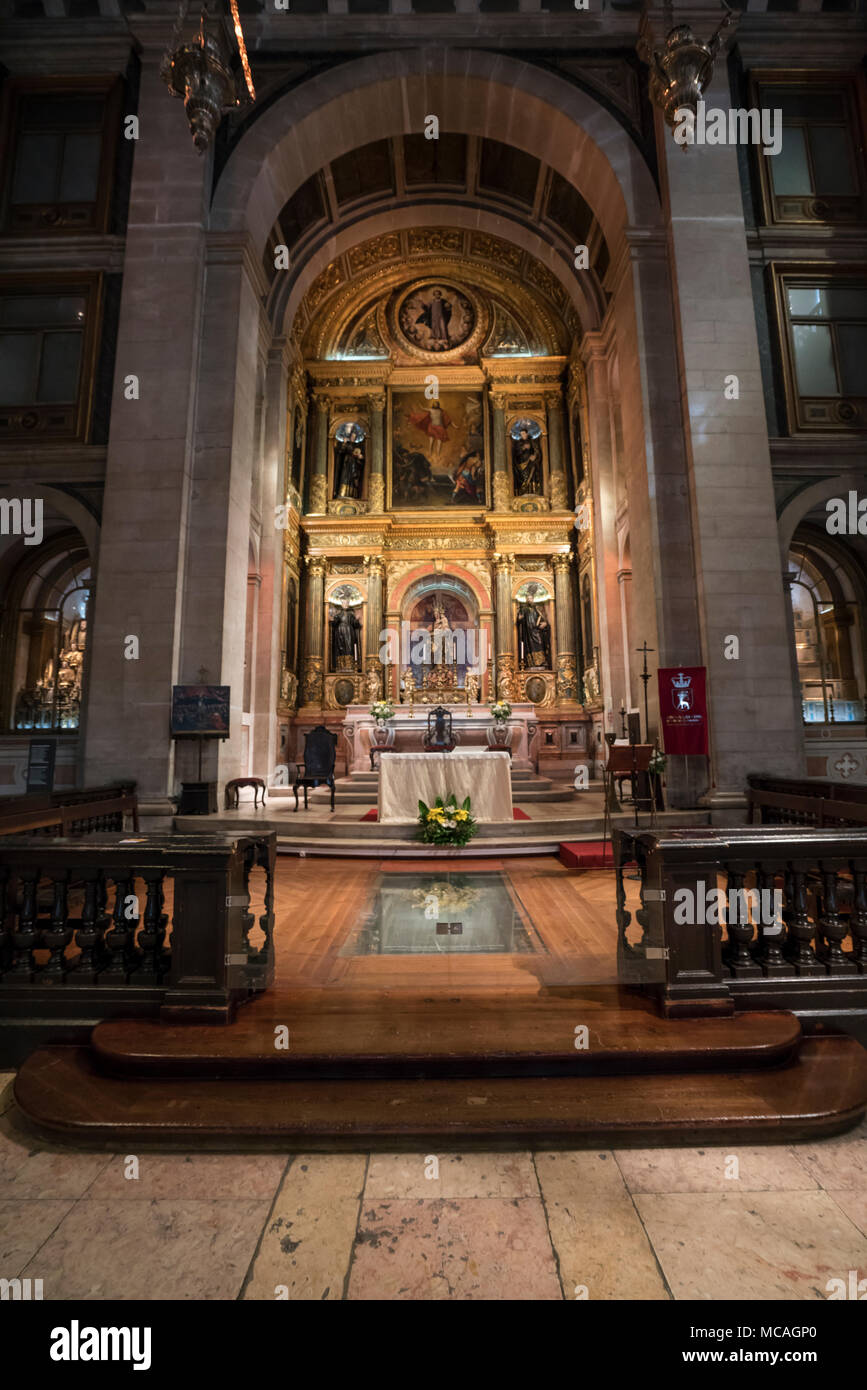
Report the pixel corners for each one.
[657,666,709,756]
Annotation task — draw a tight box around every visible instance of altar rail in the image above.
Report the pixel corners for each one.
[0,784,139,837]
[747,775,867,828]
[615,826,867,1028]
[0,831,275,1066]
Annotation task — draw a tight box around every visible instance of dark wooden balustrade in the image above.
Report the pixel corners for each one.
[0,784,139,837]
[747,775,867,827]
[0,831,276,1066]
[615,825,867,1029]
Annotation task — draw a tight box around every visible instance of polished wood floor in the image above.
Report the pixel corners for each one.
[260,854,629,999]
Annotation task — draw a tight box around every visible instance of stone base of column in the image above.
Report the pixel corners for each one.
[492,471,510,512]
[301,656,324,706]
[698,787,750,826]
[368,474,385,513]
[308,476,328,515]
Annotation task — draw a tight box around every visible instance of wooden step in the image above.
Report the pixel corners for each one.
[91,1003,803,1080]
[14,1037,867,1149]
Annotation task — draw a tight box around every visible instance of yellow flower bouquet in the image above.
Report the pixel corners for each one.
[417,794,478,847]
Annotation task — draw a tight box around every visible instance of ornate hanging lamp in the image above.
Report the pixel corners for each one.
[160,0,256,154]
[638,3,739,145]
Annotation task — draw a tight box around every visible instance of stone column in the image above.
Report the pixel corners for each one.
[490,392,510,513]
[660,74,803,807]
[308,397,329,515]
[251,340,290,783]
[617,564,633,714]
[367,393,385,513]
[493,553,517,699]
[546,390,569,511]
[552,553,580,703]
[82,47,210,821]
[364,554,386,701]
[300,556,326,706]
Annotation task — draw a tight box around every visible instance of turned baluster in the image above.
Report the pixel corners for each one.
[723,867,760,975]
[42,870,72,978]
[849,866,867,970]
[102,873,136,979]
[131,870,169,980]
[73,869,105,983]
[818,867,855,974]
[256,841,275,965]
[9,868,40,980]
[783,867,822,974]
[756,865,787,973]
[240,846,256,959]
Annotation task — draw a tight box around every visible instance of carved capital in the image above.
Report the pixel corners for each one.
[490,392,509,413]
[305,555,327,581]
[551,552,573,577]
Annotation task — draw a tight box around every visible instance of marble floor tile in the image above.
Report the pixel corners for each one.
[614,1146,818,1194]
[790,1134,867,1191]
[242,1154,366,1301]
[535,1151,669,1300]
[635,1191,867,1300]
[347,1197,561,1300]
[28,1198,272,1300]
[0,1198,74,1276]
[365,1151,538,1200]
[826,1190,867,1242]
[0,1118,112,1199]
[97,1151,289,1200]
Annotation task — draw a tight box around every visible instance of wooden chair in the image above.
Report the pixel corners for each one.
[293,726,338,812]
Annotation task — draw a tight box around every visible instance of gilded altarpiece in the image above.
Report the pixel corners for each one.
[281,230,600,765]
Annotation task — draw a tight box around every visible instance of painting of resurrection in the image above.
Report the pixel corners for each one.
[389,388,488,509]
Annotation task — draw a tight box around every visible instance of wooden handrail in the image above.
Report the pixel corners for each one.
[615,824,867,1021]
[0,830,276,1065]
[0,785,139,837]
[747,775,867,827]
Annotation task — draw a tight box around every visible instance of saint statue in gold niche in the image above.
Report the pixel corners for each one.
[333,421,366,499]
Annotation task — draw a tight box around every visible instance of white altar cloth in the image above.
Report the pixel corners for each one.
[378,750,513,825]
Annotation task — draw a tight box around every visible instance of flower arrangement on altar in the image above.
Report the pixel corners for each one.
[490,700,512,722]
[417,795,478,846]
[370,700,395,723]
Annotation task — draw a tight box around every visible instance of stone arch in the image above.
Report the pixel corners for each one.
[778,472,866,554]
[271,206,605,341]
[389,562,489,618]
[211,49,661,258]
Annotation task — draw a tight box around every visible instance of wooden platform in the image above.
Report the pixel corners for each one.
[11,857,867,1147]
[15,1037,867,1150]
[90,995,802,1078]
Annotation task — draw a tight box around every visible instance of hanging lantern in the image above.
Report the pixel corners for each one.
[161,1,256,154]
[638,7,739,145]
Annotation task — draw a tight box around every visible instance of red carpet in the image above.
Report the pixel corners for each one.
[559,840,614,869]
[361,808,531,823]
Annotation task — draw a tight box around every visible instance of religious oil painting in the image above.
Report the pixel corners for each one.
[170,685,230,737]
[389,387,488,509]
[396,281,477,355]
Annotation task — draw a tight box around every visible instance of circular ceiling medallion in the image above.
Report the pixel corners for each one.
[390,280,485,360]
